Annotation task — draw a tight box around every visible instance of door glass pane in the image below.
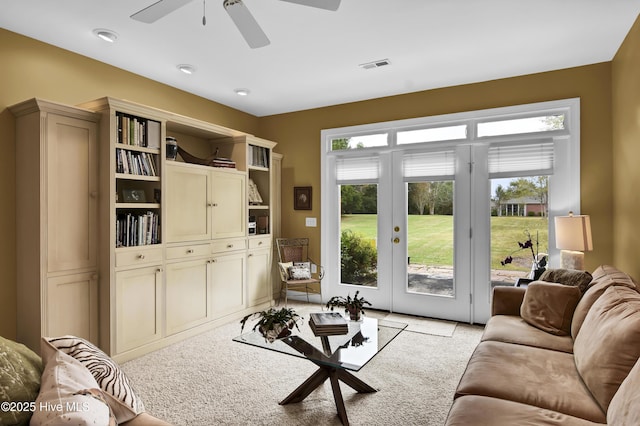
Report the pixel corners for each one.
[339,184,378,287]
[491,176,549,287]
[407,181,454,296]
[331,133,388,151]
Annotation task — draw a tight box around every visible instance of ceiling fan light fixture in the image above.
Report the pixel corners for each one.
[177,64,196,74]
[235,88,250,96]
[93,29,118,43]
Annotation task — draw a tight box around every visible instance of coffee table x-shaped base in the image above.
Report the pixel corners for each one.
[279,335,377,426]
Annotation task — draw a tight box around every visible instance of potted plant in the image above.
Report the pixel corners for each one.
[240,307,302,342]
[325,291,372,321]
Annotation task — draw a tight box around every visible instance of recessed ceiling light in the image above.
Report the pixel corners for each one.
[235,88,250,96]
[93,28,118,43]
[177,64,196,75]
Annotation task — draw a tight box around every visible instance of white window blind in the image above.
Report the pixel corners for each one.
[402,150,455,180]
[488,140,555,178]
[336,156,379,183]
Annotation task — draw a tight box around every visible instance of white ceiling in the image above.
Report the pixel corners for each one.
[2,1,639,117]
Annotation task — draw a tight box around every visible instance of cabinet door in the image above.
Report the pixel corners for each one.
[115,266,162,353]
[47,113,98,272]
[211,171,246,239]
[247,248,271,307]
[47,272,98,342]
[165,258,210,335]
[210,252,245,319]
[165,164,211,242]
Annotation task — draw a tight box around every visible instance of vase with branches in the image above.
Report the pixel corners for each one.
[501,230,548,280]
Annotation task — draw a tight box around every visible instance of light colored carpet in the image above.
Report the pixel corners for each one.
[121,302,483,425]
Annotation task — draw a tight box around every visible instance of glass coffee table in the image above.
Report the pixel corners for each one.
[233,316,407,425]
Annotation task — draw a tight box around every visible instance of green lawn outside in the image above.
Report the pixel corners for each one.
[340,214,549,271]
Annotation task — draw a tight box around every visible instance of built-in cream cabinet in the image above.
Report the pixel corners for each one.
[11,99,100,353]
[12,96,277,361]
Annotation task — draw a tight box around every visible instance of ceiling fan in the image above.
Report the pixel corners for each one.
[131,0,341,48]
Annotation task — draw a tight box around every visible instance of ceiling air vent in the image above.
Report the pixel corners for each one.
[359,59,391,70]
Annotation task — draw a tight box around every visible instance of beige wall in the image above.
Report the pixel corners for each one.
[260,63,614,276]
[3,15,639,338]
[612,17,640,280]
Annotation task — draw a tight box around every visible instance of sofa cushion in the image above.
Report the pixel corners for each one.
[481,315,574,353]
[454,341,606,423]
[571,265,638,338]
[45,336,145,423]
[607,358,640,425]
[520,281,581,336]
[539,268,592,294]
[446,395,603,426]
[0,336,43,426]
[573,285,640,412]
[31,338,115,425]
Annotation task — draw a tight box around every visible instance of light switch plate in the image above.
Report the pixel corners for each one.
[305,217,317,227]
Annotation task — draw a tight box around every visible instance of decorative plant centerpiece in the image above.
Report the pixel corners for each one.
[325,291,372,321]
[501,230,548,280]
[240,307,302,343]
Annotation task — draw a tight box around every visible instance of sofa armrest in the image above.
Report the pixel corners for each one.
[491,286,526,317]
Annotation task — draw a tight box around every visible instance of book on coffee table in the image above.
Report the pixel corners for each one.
[309,312,348,336]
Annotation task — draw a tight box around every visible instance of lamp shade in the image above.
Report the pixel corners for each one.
[554,214,593,251]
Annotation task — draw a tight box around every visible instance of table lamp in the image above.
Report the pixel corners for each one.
[554,211,593,270]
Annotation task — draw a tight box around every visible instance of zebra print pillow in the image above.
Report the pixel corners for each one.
[45,336,145,423]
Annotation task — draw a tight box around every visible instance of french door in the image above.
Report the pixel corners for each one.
[327,146,477,323]
[321,98,581,324]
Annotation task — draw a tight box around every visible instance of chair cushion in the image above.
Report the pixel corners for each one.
[278,262,293,280]
[573,285,640,412]
[520,281,581,336]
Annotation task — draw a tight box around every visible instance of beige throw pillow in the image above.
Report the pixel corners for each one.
[520,281,581,336]
[31,338,115,425]
[45,336,145,423]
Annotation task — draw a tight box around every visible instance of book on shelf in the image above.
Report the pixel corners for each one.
[212,157,236,168]
[116,211,160,247]
[116,112,160,148]
[309,312,348,336]
[248,145,269,168]
[116,148,158,177]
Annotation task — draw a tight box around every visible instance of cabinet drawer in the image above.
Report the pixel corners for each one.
[211,238,246,254]
[116,247,163,268]
[166,243,211,260]
[248,236,271,250]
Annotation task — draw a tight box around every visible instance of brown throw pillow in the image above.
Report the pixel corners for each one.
[539,268,592,294]
[520,281,581,336]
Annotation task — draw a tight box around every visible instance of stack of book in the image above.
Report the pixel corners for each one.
[309,312,348,336]
[212,157,236,169]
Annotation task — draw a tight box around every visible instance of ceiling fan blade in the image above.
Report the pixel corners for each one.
[131,0,195,23]
[223,0,270,49]
[280,0,340,11]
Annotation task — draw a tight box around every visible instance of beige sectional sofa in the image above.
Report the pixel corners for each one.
[446,265,640,426]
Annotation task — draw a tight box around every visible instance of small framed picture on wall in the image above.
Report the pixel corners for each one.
[294,186,312,210]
